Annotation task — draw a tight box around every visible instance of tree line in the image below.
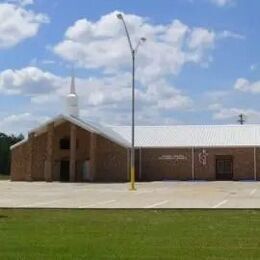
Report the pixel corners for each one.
[0,133,24,175]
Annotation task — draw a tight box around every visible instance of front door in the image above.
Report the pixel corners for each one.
[216,156,233,180]
[60,160,70,182]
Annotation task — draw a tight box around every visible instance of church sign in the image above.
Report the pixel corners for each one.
[158,154,188,161]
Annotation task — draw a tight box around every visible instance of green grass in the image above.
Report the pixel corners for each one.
[0,210,260,259]
[0,174,9,180]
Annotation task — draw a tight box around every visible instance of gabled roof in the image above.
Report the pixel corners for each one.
[11,114,130,150]
[11,115,260,150]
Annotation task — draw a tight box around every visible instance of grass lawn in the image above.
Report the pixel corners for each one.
[0,174,9,180]
[0,210,260,259]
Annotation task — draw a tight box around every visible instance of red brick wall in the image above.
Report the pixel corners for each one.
[194,148,255,180]
[11,142,29,181]
[141,148,192,181]
[95,135,128,182]
[140,147,257,181]
[32,133,47,181]
[11,121,128,182]
[51,122,91,181]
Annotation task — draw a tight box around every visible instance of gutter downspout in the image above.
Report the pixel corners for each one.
[192,147,195,181]
[139,148,142,181]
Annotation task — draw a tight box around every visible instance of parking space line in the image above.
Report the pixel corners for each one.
[145,200,169,208]
[212,199,228,209]
[250,189,257,196]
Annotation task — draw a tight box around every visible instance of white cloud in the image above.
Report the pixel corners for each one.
[54,11,216,83]
[0,66,192,128]
[218,30,245,40]
[206,90,230,100]
[0,67,62,95]
[209,103,260,123]
[0,2,49,49]
[188,28,215,50]
[210,0,234,7]
[143,79,192,110]
[234,78,260,93]
[0,112,49,134]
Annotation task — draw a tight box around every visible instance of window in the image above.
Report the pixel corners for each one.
[60,137,70,150]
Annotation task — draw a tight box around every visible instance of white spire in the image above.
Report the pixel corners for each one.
[66,71,79,118]
[70,69,76,94]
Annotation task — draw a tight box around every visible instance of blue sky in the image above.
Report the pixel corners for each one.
[1,0,260,134]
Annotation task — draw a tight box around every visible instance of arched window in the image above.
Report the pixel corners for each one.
[60,137,70,150]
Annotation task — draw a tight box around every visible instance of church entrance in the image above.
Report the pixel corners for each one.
[60,160,70,182]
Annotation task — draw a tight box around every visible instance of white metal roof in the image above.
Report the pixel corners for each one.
[11,115,260,150]
[111,125,260,148]
[11,115,130,150]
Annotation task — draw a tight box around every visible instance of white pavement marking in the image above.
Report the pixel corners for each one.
[250,189,257,196]
[145,200,169,209]
[78,200,116,208]
[1,181,260,209]
[212,199,228,209]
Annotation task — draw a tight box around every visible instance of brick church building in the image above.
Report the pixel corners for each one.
[10,76,260,182]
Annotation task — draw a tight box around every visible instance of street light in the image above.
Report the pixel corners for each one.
[117,13,146,191]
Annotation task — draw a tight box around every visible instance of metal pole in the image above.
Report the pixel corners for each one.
[130,50,136,190]
[139,148,142,181]
[192,147,195,180]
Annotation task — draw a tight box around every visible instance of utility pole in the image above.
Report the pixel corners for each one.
[238,114,246,125]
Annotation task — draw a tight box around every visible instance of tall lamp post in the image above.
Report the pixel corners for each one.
[117,13,146,190]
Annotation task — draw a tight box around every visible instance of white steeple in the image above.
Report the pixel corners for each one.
[66,71,79,118]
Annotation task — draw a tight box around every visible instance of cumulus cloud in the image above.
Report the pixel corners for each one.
[0,2,49,49]
[0,66,192,127]
[209,103,260,123]
[0,67,62,95]
[0,112,49,134]
[234,78,260,93]
[53,11,216,82]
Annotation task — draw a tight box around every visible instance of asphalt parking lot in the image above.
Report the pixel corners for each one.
[0,181,259,208]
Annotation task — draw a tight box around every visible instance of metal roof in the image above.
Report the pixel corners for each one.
[111,125,260,148]
[11,115,260,150]
[11,115,130,150]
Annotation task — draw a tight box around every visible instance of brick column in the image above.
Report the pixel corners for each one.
[45,123,55,182]
[89,132,97,181]
[26,132,35,181]
[70,124,77,182]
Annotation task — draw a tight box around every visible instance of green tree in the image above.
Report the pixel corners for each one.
[0,133,24,175]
